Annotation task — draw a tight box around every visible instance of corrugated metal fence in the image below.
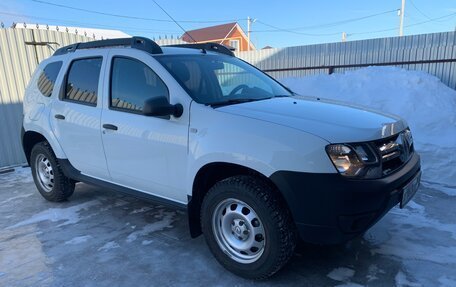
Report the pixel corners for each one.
[1,29,455,168]
[236,31,456,90]
[0,28,92,168]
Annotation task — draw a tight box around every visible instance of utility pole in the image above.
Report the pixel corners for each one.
[246,17,256,51]
[342,32,347,42]
[399,0,406,36]
[247,16,251,51]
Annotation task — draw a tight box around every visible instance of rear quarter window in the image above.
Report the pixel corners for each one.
[37,61,62,97]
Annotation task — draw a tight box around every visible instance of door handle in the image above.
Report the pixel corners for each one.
[103,124,118,131]
[54,114,65,120]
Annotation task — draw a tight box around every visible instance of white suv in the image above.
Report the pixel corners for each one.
[22,37,421,279]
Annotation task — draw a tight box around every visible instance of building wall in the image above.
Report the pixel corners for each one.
[221,28,252,51]
[190,27,253,52]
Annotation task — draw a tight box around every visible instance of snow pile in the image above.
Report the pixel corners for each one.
[281,67,456,191]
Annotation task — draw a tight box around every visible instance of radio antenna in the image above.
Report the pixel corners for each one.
[152,0,197,43]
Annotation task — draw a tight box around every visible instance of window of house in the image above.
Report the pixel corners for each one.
[64,57,102,106]
[110,57,168,113]
[229,39,240,51]
[37,61,62,97]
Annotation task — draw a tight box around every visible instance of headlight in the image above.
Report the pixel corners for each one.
[326,143,381,178]
[403,128,413,147]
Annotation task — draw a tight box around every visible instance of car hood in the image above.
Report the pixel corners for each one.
[216,96,407,143]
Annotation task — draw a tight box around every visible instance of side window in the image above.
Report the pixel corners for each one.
[163,60,211,102]
[64,58,102,106]
[37,61,62,97]
[110,57,168,113]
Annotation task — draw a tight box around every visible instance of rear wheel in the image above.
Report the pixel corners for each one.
[201,175,297,279]
[30,142,75,202]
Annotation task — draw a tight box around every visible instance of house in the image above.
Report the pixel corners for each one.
[181,22,255,52]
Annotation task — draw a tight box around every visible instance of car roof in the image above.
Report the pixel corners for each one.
[53,37,235,58]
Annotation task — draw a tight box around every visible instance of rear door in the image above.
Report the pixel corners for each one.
[50,50,110,180]
[100,49,190,203]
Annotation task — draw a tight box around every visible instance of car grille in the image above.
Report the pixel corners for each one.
[373,130,414,176]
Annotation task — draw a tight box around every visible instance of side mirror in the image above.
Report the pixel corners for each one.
[143,96,183,118]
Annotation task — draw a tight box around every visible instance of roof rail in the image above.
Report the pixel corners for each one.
[53,37,163,56]
[166,42,235,56]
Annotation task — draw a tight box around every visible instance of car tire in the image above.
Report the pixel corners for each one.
[30,141,75,202]
[201,175,297,279]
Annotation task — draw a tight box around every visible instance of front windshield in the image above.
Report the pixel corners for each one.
[155,54,291,105]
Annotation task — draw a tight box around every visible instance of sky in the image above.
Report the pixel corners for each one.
[1,0,455,48]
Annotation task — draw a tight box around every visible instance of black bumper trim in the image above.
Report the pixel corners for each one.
[270,152,421,244]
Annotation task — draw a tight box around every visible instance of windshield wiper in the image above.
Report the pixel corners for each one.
[207,97,273,107]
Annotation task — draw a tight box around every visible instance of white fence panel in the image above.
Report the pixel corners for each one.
[0,28,92,168]
[236,31,456,90]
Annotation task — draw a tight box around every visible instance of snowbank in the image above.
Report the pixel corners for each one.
[281,67,456,192]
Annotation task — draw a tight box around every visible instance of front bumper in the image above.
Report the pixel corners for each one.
[270,152,421,244]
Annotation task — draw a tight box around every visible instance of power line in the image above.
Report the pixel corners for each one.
[152,0,196,42]
[257,9,397,32]
[31,0,245,23]
[252,11,456,38]
[351,11,456,36]
[9,2,456,40]
[408,0,453,27]
[408,0,433,21]
[253,20,341,36]
[251,9,398,36]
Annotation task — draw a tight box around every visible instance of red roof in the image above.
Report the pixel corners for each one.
[181,22,237,43]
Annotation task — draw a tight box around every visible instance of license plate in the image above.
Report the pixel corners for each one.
[400,171,421,208]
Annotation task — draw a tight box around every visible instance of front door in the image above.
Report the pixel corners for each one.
[100,50,189,203]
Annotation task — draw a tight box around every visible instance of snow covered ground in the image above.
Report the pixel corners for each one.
[1,167,455,286]
[281,67,456,195]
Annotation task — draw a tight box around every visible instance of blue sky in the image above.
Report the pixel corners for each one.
[1,0,455,48]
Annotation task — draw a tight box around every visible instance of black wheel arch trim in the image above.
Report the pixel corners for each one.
[22,128,50,166]
[187,162,275,238]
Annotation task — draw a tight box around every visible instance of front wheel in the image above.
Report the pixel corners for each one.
[201,175,297,279]
[30,142,75,202]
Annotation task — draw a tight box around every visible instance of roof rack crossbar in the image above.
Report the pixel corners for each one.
[166,42,235,56]
[53,37,163,56]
